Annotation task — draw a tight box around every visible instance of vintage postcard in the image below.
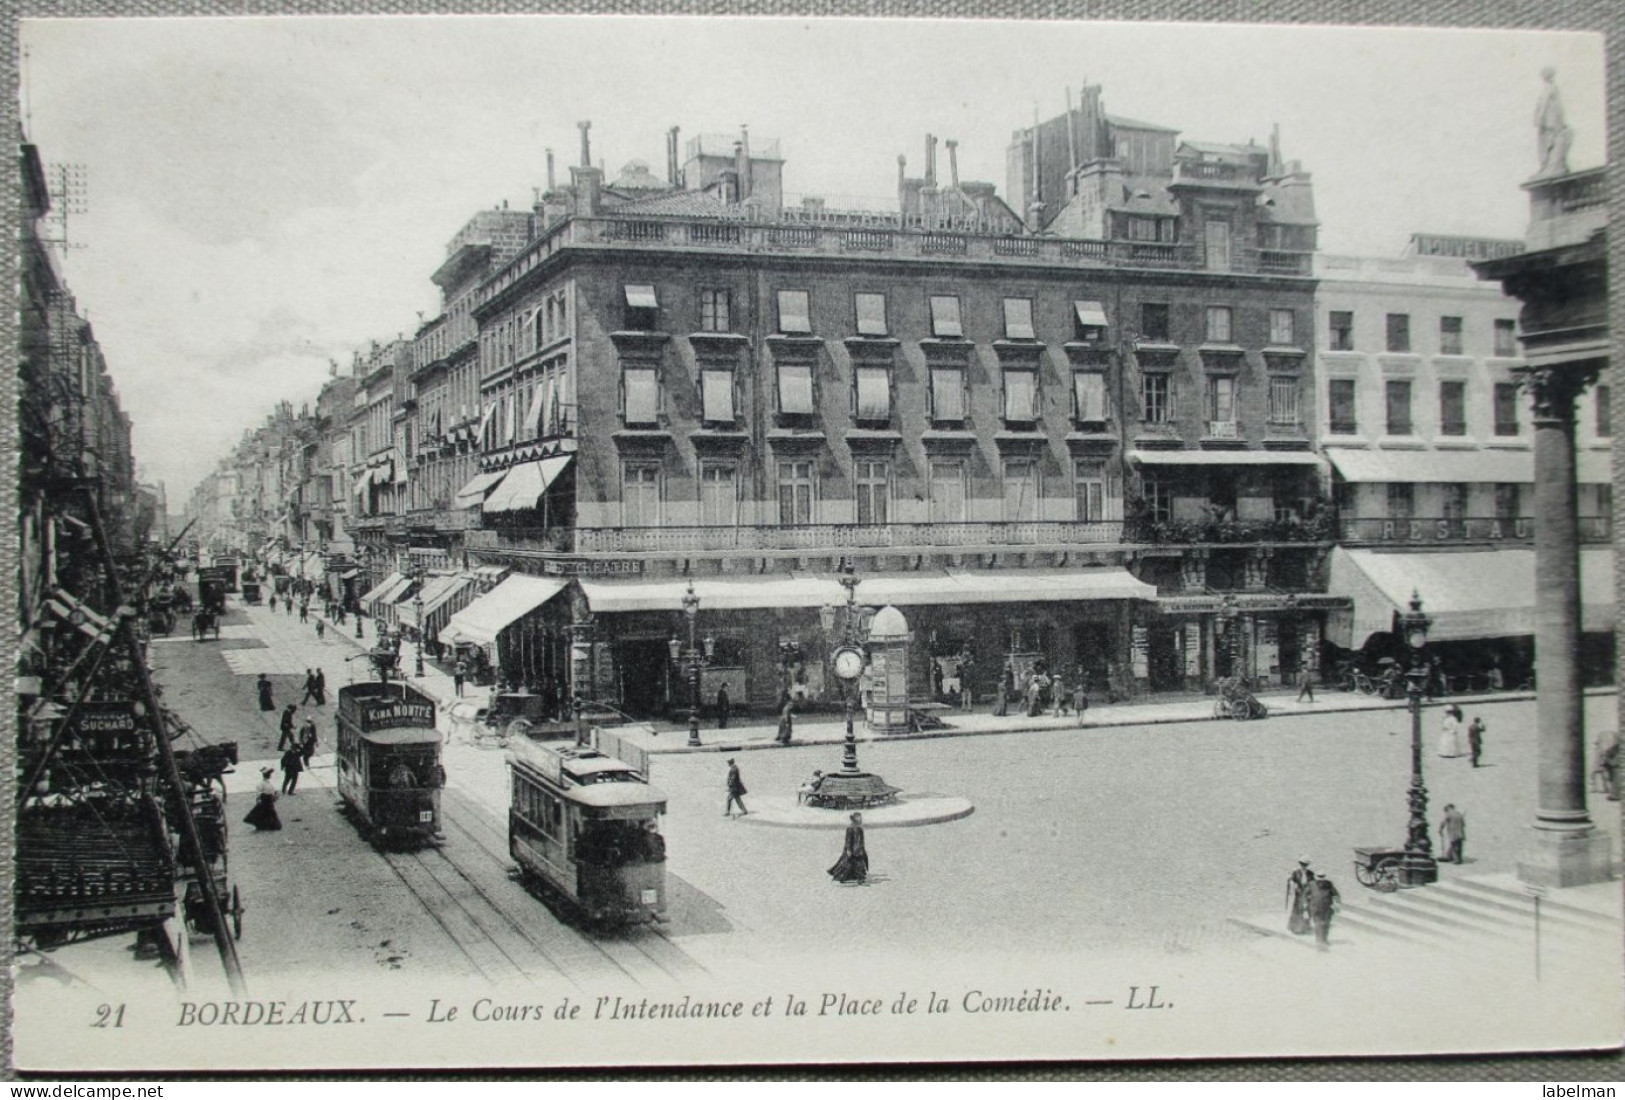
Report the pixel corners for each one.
[11,14,1619,1072]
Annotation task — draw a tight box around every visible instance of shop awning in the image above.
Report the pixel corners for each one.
[438,574,570,647]
[454,469,507,507]
[360,572,408,608]
[1326,546,1615,647]
[1130,450,1326,468]
[353,471,372,496]
[581,575,844,614]
[418,573,475,619]
[300,556,326,582]
[482,456,574,514]
[1326,446,1612,484]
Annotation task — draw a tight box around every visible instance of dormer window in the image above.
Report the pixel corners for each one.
[624,285,659,331]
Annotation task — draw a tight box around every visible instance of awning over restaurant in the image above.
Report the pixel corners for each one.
[1129,450,1325,467]
[453,469,507,507]
[417,572,474,619]
[1325,446,1612,484]
[1326,547,1615,647]
[580,568,1157,614]
[360,572,410,610]
[482,456,574,514]
[438,575,569,647]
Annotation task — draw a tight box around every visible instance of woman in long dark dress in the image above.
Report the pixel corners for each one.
[243,768,282,831]
[828,812,869,885]
[257,673,274,712]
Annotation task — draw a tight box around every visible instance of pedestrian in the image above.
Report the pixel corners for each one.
[995,663,1013,717]
[1307,872,1340,951]
[243,767,282,831]
[299,717,319,767]
[1025,669,1045,718]
[798,770,825,805]
[267,593,277,613]
[1467,716,1486,767]
[724,758,749,818]
[315,618,326,641]
[1296,659,1315,703]
[1052,672,1070,718]
[257,672,275,712]
[286,596,294,617]
[454,659,467,698]
[1438,704,1465,758]
[715,682,731,729]
[299,601,309,623]
[313,667,327,706]
[958,651,975,712]
[1074,673,1090,727]
[828,812,869,885]
[1285,858,1314,935]
[300,668,319,705]
[776,698,794,745]
[1439,804,1466,864]
[278,704,298,751]
[279,744,304,795]
[1591,735,1616,796]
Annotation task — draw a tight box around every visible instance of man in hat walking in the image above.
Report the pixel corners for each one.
[1439,804,1466,864]
[724,758,749,818]
[1308,872,1341,951]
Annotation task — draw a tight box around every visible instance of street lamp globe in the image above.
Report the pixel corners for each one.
[667,636,682,664]
[1402,589,1432,651]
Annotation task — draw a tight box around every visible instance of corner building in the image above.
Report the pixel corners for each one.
[450,98,1334,716]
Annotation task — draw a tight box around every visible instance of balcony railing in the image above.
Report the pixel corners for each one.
[467,521,1126,555]
[1339,515,1611,546]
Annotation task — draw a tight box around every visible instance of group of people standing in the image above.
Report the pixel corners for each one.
[247,664,327,832]
[1285,859,1341,950]
[993,661,1090,725]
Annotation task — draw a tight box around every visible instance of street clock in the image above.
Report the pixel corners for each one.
[832,645,866,681]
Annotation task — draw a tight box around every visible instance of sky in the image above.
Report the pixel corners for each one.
[20,16,1606,501]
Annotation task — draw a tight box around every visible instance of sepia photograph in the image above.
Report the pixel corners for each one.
[10,13,1618,1073]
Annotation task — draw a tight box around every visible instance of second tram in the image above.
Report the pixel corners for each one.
[335,681,443,848]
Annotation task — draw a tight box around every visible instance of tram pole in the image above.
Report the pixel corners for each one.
[81,488,247,996]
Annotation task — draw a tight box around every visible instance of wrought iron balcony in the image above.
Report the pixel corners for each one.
[1339,515,1611,546]
[466,520,1126,555]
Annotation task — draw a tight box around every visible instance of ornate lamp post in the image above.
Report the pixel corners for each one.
[1219,594,1239,682]
[667,580,706,748]
[567,614,596,746]
[1398,590,1439,886]
[413,573,426,679]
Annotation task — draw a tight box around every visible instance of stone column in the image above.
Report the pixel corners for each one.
[1517,364,1612,887]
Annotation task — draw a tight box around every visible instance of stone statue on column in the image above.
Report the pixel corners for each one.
[1534,67,1572,179]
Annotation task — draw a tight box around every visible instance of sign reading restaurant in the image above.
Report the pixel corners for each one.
[1342,517,1610,544]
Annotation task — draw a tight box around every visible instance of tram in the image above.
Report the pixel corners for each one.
[507,740,667,927]
[335,681,443,848]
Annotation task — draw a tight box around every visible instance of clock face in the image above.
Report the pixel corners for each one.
[833,647,866,680]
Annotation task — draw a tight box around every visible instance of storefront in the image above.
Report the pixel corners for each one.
[1141,592,1346,692]
[438,573,571,695]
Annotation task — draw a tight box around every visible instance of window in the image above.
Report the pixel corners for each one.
[1002,458,1039,521]
[1439,381,1466,436]
[776,290,812,335]
[1128,216,1159,241]
[1439,316,1463,356]
[930,366,966,422]
[622,463,660,526]
[1596,385,1612,437]
[700,288,731,333]
[622,367,659,426]
[699,462,738,526]
[854,366,891,421]
[1205,306,1233,343]
[777,460,815,525]
[1328,379,1357,434]
[1003,298,1036,340]
[1273,487,1301,524]
[1493,319,1518,357]
[1385,380,1413,435]
[1003,369,1038,422]
[1074,301,1108,342]
[624,284,659,330]
[1143,476,1172,522]
[855,293,888,337]
[1494,482,1521,521]
[1493,382,1520,436]
[1269,309,1295,346]
[1073,371,1107,423]
[1441,483,1467,522]
[1141,303,1171,342]
[1268,377,1300,426]
[1208,375,1236,424]
[1386,483,1414,519]
[855,460,889,526]
[1075,461,1106,522]
[700,368,735,424]
[929,461,966,523]
[1386,313,1411,353]
[929,295,963,338]
[1141,373,1171,424]
[777,363,815,415]
[1329,311,1355,351]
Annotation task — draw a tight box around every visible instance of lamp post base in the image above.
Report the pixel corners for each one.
[687,710,702,748]
[1398,853,1439,887]
[1517,826,1614,889]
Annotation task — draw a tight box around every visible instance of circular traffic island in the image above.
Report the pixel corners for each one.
[736,792,974,829]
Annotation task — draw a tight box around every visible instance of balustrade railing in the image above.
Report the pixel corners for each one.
[467,520,1126,555]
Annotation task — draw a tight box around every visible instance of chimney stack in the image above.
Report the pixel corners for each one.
[668,126,681,186]
[925,134,938,185]
[577,121,591,168]
[546,148,555,192]
[946,139,959,189]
